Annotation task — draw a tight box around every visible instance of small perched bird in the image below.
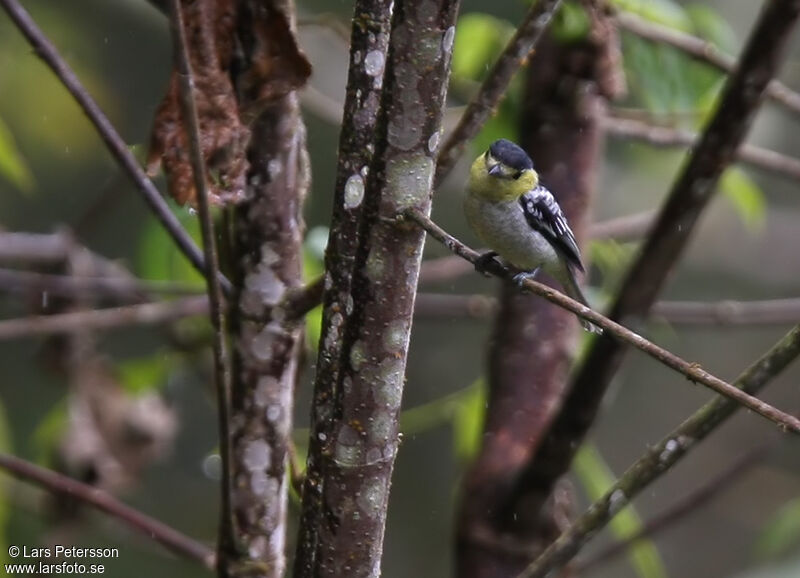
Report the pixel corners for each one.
[464,138,600,333]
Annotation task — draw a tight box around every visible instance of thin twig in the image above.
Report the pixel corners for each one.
[0,453,215,568]
[403,208,800,434]
[166,0,234,553]
[616,11,800,116]
[0,0,232,296]
[603,115,800,182]
[0,268,204,301]
[517,324,800,578]
[413,293,800,326]
[0,296,209,340]
[434,0,564,186]
[653,298,800,325]
[576,446,767,573]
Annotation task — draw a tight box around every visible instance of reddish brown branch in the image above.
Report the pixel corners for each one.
[0,453,215,568]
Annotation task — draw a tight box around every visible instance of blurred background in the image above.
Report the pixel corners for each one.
[1,0,800,577]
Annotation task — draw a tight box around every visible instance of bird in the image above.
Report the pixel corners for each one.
[463,138,600,333]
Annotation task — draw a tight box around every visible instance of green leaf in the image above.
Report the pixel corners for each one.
[719,167,766,233]
[574,444,669,578]
[451,379,486,462]
[590,239,637,294]
[685,4,737,54]
[398,379,485,462]
[117,355,171,395]
[551,1,591,43]
[755,497,800,562]
[0,116,34,193]
[31,399,67,466]
[451,13,515,82]
[137,209,205,285]
[610,0,691,30]
[303,227,327,351]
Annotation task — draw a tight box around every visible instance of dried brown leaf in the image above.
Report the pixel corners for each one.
[236,1,313,118]
[147,0,249,206]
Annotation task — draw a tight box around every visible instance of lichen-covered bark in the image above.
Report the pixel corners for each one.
[293,1,460,576]
[294,1,392,571]
[455,4,622,576]
[223,1,309,576]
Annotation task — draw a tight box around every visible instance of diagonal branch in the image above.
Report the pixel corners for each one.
[517,324,800,578]
[576,446,767,573]
[0,0,232,296]
[616,11,800,117]
[434,0,564,186]
[403,208,800,434]
[166,0,234,565]
[507,0,800,525]
[603,115,800,182]
[0,453,215,568]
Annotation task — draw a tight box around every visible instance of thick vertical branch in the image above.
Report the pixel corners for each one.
[223,1,309,576]
[294,1,460,575]
[455,4,621,577]
[294,0,392,571]
[507,0,800,533]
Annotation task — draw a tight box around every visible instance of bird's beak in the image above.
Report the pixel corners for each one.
[488,165,503,177]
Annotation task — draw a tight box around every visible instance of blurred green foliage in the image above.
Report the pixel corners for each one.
[0,116,34,193]
[574,444,668,578]
[755,497,800,562]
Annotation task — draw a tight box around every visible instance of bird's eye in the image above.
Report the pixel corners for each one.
[512,171,522,180]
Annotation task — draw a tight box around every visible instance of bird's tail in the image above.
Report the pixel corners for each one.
[564,269,602,334]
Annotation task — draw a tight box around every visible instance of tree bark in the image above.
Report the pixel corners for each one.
[223,1,309,575]
[294,1,461,576]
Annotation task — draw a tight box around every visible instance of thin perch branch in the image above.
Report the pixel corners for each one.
[0,0,232,295]
[166,0,234,564]
[403,208,800,434]
[517,325,800,578]
[0,453,215,568]
[434,0,564,186]
[616,11,800,117]
[603,115,800,182]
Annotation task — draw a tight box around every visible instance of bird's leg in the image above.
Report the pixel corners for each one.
[474,251,500,277]
[512,267,541,287]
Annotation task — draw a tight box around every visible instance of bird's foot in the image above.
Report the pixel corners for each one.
[474,251,500,277]
[512,267,541,288]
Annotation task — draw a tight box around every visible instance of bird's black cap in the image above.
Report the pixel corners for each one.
[488,139,533,171]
